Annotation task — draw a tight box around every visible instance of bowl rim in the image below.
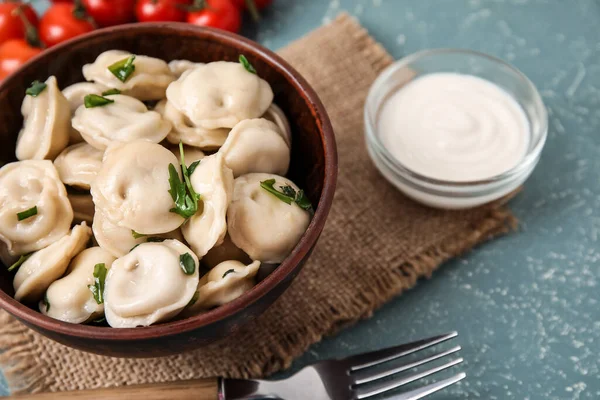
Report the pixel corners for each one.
[0,22,338,340]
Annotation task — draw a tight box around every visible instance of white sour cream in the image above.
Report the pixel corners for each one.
[378,72,530,182]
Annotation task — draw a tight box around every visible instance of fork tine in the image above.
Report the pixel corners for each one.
[345,331,458,371]
[383,372,467,400]
[354,357,463,399]
[352,345,461,385]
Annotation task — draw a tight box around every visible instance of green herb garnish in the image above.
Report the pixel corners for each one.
[130,243,141,252]
[239,55,256,74]
[88,263,107,305]
[89,317,106,325]
[179,252,196,275]
[260,179,314,213]
[42,293,50,312]
[131,230,146,239]
[17,206,37,221]
[84,94,114,108]
[108,55,136,82]
[187,291,200,307]
[101,88,121,96]
[8,253,32,272]
[146,237,166,243]
[26,80,47,97]
[168,142,202,219]
[222,269,236,279]
[187,160,201,177]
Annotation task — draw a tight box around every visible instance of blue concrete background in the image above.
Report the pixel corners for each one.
[2,0,599,398]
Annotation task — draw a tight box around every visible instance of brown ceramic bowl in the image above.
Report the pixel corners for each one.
[0,23,337,357]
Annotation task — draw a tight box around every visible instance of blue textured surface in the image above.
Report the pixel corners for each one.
[2,0,598,398]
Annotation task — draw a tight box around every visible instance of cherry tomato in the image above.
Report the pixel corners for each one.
[0,3,39,45]
[231,0,272,10]
[39,3,94,48]
[82,0,136,27]
[187,0,241,33]
[135,0,191,23]
[0,39,42,80]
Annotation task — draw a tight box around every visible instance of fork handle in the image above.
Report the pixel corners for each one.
[12,378,219,400]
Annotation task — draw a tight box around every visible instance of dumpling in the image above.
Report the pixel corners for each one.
[219,118,290,177]
[13,223,92,303]
[93,208,184,258]
[155,99,229,150]
[262,103,292,148]
[54,143,103,189]
[202,233,251,269]
[227,173,311,263]
[104,240,199,328]
[181,153,233,258]
[62,82,109,144]
[72,94,172,150]
[68,193,95,224]
[16,76,70,160]
[184,260,260,314]
[166,61,273,129]
[82,50,175,100]
[169,144,205,165]
[40,247,116,324]
[0,160,73,256]
[91,141,184,234]
[168,59,203,78]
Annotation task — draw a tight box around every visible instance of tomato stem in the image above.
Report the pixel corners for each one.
[73,0,98,28]
[245,0,260,22]
[11,5,44,49]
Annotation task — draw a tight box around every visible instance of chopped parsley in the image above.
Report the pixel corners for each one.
[187,291,200,307]
[260,179,314,214]
[26,80,47,97]
[168,142,202,219]
[42,293,50,312]
[179,252,196,275]
[108,55,136,82]
[17,206,37,221]
[8,253,32,272]
[239,55,256,74]
[101,88,121,96]
[131,230,146,239]
[88,263,107,304]
[84,94,114,108]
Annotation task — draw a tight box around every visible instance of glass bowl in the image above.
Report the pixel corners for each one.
[364,48,548,209]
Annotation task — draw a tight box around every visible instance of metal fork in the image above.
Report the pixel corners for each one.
[15,332,464,400]
[223,331,465,400]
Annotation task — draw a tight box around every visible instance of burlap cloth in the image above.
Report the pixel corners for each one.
[0,14,517,395]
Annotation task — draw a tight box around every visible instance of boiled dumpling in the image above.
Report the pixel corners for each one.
[168,59,203,78]
[202,233,251,269]
[40,246,116,324]
[91,141,184,234]
[156,99,229,150]
[185,260,260,314]
[0,160,73,256]
[93,208,184,258]
[62,82,109,144]
[13,223,92,303]
[219,118,290,177]
[16,76,70,160]
[166,61,273,129]
[82,50,175,100]
[104,240,199,328]
[54,143,103,189]
[181,153,233,258]
[262,103,292,148]
[72,94,172,150]
[68,193,95,224]
[228,173,311,263]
